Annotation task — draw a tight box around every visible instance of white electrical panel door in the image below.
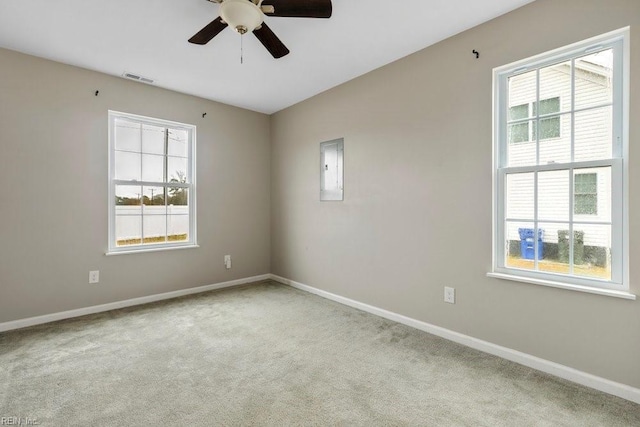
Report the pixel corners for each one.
[320,139,344,201]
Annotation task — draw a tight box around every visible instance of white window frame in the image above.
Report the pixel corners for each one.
[107,111,197,254]
[489,28,633,299]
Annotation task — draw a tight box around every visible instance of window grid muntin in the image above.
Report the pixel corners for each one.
[109,111,196,253]
[113,181,190,246]
[501,47,621,168]
[494,34,625,290]
[502,162,616,280]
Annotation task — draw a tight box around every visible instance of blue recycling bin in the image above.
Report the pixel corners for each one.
[518,228,544,260]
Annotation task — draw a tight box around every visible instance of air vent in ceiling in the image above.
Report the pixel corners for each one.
[122,72,155,84]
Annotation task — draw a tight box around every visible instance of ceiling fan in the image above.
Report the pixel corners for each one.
[188,0,333,59]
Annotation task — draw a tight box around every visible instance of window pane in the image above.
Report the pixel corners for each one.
[574,106,612,162]
[538,170,569,221]
[168,129,189,157]
[114,119,141,152]
[168,187,188,206]
[115,185,142,206]
[505,222,538,269]
[574,173,597,215]
[540,61,571,113]
[508,122,530,144]
[143,185,165,206]
[574,167,610,220]
[142,124,165,155]
[574,173,597,193]
[507,121,535,167]
[573,224,611,281]
[508,70,536,119]
[114,151,141,181]
[532,98,562,144]
[537,223,569,275]
[575,49,613,110]
[168,157,188,184]
[574,194,596,215]
[535,97,561,116]
[506,173,534,220]
[535,116,561,140]
[142,154,164,183]
[168,194,189,242]
[115,185,142,246]
[509,104,529,121]
[143,209,167,244]
[115,215,142,246]
[538,113,570,165]
[168,216,189,242]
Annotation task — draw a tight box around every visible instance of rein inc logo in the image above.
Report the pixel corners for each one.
[1,417,40,426]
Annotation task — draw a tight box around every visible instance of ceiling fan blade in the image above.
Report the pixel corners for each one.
[188,17,228,45]
[253,23,290,59]
[262,0,332,18]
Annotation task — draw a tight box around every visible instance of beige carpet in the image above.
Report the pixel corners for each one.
[1,280,639,426]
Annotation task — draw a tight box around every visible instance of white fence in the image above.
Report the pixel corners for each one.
[115,206,189,241]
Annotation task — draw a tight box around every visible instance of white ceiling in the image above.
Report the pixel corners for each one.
[0,0,534,114]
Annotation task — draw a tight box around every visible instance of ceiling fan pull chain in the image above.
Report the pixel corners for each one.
[240,33,244,64]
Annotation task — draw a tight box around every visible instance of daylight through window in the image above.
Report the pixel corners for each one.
[492,29,628,293]
[108,111,196,253]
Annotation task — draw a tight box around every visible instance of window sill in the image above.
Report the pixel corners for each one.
[486,272,636,300]
[106,244,199,256]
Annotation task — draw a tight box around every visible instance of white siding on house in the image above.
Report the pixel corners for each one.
[505,50,613,251]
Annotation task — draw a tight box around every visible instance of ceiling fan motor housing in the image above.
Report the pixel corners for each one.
[220,0,264,34]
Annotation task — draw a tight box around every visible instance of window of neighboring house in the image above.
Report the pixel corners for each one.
[108,111,196,254]
[574,173,598,215]
[508,97,560,143]
[491,28,630,296]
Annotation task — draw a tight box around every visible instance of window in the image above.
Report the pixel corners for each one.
[491,29,629,294]
[108,111,196,253]
[574,173,597,215]
[509,97,561,143]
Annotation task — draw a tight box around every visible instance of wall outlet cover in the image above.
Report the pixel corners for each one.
[89,270,100,284]
[444,287,455,304]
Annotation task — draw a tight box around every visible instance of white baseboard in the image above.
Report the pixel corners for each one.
[0,274,271,333]
[269,274,640,405]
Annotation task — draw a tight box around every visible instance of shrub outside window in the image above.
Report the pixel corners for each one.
[491,29,629,294]
[108,111,196,253]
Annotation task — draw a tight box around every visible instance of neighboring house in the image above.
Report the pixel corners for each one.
[506,50,613,266]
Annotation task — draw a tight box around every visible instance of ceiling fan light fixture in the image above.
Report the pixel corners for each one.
[188,0,333,59]
[220,0,264,34]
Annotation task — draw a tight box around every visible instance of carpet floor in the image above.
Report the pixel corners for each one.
[1,280,639,426]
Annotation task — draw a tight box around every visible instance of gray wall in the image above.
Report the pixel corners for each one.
[270,0,640,388]
[0,48,271,323]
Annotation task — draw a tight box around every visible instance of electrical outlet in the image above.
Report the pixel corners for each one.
[89,270,100,284]
[224,255,232,269]
[444,287,455,304]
